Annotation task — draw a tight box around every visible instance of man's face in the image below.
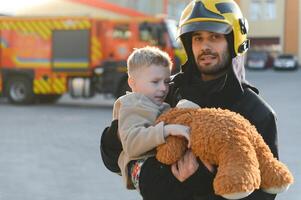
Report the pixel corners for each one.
[129,65,170,106]
[192,31,230,80]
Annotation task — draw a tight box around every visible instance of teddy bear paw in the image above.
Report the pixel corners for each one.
[221,191,253,200]
[262,184,291,194]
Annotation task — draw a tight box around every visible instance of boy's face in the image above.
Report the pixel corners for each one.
[129,64,170,106]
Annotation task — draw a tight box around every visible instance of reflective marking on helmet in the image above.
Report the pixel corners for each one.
[239,18,248,34]
[215,2,240,14]
[188,1,224,21]
[238,39,250,53]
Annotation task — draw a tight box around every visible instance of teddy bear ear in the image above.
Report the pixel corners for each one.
[176,99,200,109]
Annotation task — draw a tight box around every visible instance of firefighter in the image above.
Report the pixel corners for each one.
[100,1,278,199]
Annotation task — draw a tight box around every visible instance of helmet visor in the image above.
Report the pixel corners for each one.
[179,21,232,37]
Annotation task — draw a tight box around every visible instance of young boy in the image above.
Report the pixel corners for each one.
[112,46,190,190]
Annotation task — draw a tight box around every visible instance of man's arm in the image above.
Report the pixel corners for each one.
[100,119,122,173]
[172,150,215,196]
[139,156,215,200]
[257,112,278,158]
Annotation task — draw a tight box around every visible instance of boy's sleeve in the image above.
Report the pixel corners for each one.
[119,104,166,158]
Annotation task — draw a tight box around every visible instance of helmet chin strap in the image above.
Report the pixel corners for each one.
[225,32,236,58]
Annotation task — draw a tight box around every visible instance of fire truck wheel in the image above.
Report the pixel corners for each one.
[7,76,34,104]
[115,78,131,98]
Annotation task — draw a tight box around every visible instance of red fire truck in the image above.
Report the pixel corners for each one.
[0,16,185,104]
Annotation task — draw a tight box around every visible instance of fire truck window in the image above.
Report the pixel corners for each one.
[139,22,160,46]
[139,22,152,41]
[112,24,131,39]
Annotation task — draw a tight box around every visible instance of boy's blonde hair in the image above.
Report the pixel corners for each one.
[127,46,172,78]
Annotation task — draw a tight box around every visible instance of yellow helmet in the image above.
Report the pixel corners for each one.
[178,0,249,56]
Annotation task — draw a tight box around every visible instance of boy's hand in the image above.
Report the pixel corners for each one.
[164,124,191,148]
[176,99,200,109]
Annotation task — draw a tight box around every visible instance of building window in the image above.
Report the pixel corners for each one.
[265,0,276,20]
[168,1,190,21]
[249,0,276,21]
[250,0,261,20]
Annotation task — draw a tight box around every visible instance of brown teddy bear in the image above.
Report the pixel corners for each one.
[156,106,294,199]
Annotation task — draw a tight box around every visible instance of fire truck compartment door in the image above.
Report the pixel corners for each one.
[52,30,89,71]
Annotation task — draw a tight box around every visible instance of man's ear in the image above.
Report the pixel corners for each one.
[128,77,135,91]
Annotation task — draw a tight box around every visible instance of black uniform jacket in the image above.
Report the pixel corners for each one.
[100,56,278,200]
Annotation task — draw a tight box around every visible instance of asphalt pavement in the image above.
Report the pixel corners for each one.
[0,69,300,200]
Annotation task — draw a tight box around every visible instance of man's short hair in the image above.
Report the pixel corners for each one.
[127,46,172,77]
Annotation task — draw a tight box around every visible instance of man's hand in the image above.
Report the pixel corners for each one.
[171,150,199,182]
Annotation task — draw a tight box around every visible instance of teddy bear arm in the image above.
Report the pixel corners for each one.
[155,108,194,165]
[156,136,187,165]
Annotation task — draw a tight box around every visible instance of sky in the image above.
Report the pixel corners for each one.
[0,0,52,15]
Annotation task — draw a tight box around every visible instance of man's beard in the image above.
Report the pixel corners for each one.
[196,50,231,76]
